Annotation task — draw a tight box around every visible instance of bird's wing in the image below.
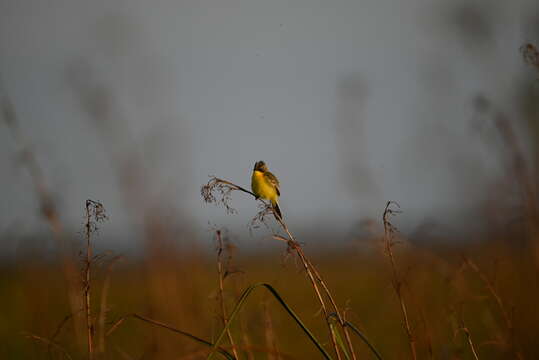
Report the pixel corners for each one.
[264,171,280,196]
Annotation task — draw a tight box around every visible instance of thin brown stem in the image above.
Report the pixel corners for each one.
[82,199,107,360]
[106,313,233,358]
[24,332,74,360]
[202,176,362,359]
[382,202,417,360]
[213,178,257,198]
[275,218,343,360]
[202,177,346,358]
[271,205,357,359]
[3,95,86,350]
[302,253,357,360]
[84,200,94,360]
[178,344,299,360]
[216,230,240,360]
[455,308,480,360]
[48,312,79,358]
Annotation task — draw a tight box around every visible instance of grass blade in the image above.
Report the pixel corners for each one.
[330,321,351,360]
[342,319,383,360]
[107,313,235,359]
[207,283,333,360]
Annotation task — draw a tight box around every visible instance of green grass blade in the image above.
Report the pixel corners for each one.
[343,320,383,360]
[207,283,333,360]
[330,321,351,360]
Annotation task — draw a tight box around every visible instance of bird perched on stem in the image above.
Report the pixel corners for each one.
[251,161,282,219]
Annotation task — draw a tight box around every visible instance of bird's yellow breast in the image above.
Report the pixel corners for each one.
[251,171,278,201]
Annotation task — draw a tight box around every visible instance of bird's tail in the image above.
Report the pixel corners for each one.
[271,200,283,220]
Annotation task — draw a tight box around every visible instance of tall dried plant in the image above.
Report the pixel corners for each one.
[201,176,362,360]
[382,201,416,360]
[82,199,108,359]
[215,230,240,359]
[2,95,87,349]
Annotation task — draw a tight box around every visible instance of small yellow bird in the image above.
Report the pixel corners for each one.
[251,160,282,219]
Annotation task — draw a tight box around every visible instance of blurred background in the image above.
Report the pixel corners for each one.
[1,0,539,359]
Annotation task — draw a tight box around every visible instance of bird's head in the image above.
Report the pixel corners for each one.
[253,161,268,172]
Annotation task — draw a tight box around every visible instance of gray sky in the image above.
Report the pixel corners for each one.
[1,0,538,251]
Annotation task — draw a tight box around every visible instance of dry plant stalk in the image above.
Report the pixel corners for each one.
[23,332,74,360]
[454,305,480,360]
[107,312,293,360]
[2,95,86,349]
[83,199,108,360]
[215,230,240,359]
[382,201,417,360]
[106,313,233,357]
[69,71,202,357]
[178,345,296,360]
[218,231,256,360]
[202,177,358,360]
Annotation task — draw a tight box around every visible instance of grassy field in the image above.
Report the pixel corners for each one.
[2,205,539,359]
[2,43,539,360]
